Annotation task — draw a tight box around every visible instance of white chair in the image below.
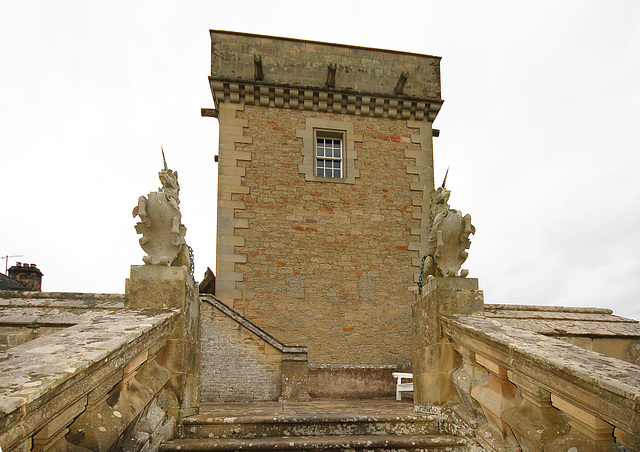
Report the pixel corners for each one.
[392,372,413,400]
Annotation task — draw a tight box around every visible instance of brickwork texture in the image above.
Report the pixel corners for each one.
[200,301,281,402]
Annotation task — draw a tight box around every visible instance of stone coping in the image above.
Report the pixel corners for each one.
[0,306,127,326]
[201,294,307,354]
[442,314,640,433]
[0,290,124,300]
[483,303,640,336]
[487,317,640,338]
[211,30,442,60]
[485,309,632,322]
[0,308,177,422]
[485,303,614,315]
[308,364,400,370]
[0,291,124,310]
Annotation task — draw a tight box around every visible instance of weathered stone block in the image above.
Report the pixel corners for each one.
[280,356,311,402]
[125,265,191,310]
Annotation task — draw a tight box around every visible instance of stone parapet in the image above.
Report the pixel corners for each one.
[208,31,442,122]
[210,30,441,108]
[441,314,640,451]
[308,364,401,399]
[0,290,123,307]
[0,303,178,452]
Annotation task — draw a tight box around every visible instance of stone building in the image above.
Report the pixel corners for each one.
[205,30,442,397]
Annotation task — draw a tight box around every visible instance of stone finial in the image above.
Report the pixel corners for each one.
[132,152,193,275]
[421,175,475,280]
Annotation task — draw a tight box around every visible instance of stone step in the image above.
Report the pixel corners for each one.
[181,412,438,438]
[160,434,467,451]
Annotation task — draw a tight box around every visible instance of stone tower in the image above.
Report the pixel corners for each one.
[206,31,442,396]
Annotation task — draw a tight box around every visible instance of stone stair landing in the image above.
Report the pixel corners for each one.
[161,400,467,451]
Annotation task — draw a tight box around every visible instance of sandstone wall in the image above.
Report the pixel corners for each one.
[216,103,433,368]
[200,300,281,402]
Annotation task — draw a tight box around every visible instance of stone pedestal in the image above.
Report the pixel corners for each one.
[125,265,192,309]
[412,277,483,408]
[125,265,200,417]
[280,356,312,402]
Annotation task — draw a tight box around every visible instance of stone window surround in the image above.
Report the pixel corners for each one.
[297,117,361,184]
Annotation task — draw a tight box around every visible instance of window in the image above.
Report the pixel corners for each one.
[315,131,343,178]
[297,117,360,184]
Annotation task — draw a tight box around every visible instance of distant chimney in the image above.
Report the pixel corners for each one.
[7,263,43,291]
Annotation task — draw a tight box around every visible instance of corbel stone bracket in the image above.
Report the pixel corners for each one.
[450,344,489,429]
[501,371,570,450]
[210,80,442,121]
[32,397,89,452]
[68,351,155,451]
[548,395,617,450]
[470,355,521,450]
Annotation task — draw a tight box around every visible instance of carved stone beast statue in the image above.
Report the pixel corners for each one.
[132,152,192,275]
[422,178,475,280]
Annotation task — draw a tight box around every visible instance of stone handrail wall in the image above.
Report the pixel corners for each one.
[200,294,307,355]
[441,314,640,451]
[200,294,310,401]
[0,307,180,452]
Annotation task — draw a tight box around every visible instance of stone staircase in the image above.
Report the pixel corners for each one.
[160,400,467,451]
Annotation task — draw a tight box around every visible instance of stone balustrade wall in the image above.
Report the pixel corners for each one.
[441,315,640,451]
[0,301,181,452]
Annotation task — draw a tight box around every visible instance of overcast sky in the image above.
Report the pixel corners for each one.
[1,1,639,320]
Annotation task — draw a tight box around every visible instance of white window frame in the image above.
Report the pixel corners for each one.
[315,130,344,179]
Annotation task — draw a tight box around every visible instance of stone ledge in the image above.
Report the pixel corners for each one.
[0,291,124,301]
[0,291,124,310]
[161,434,464,451]
[485,304,615,315]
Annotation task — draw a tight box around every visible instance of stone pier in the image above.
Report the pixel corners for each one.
[412,277,484,408]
